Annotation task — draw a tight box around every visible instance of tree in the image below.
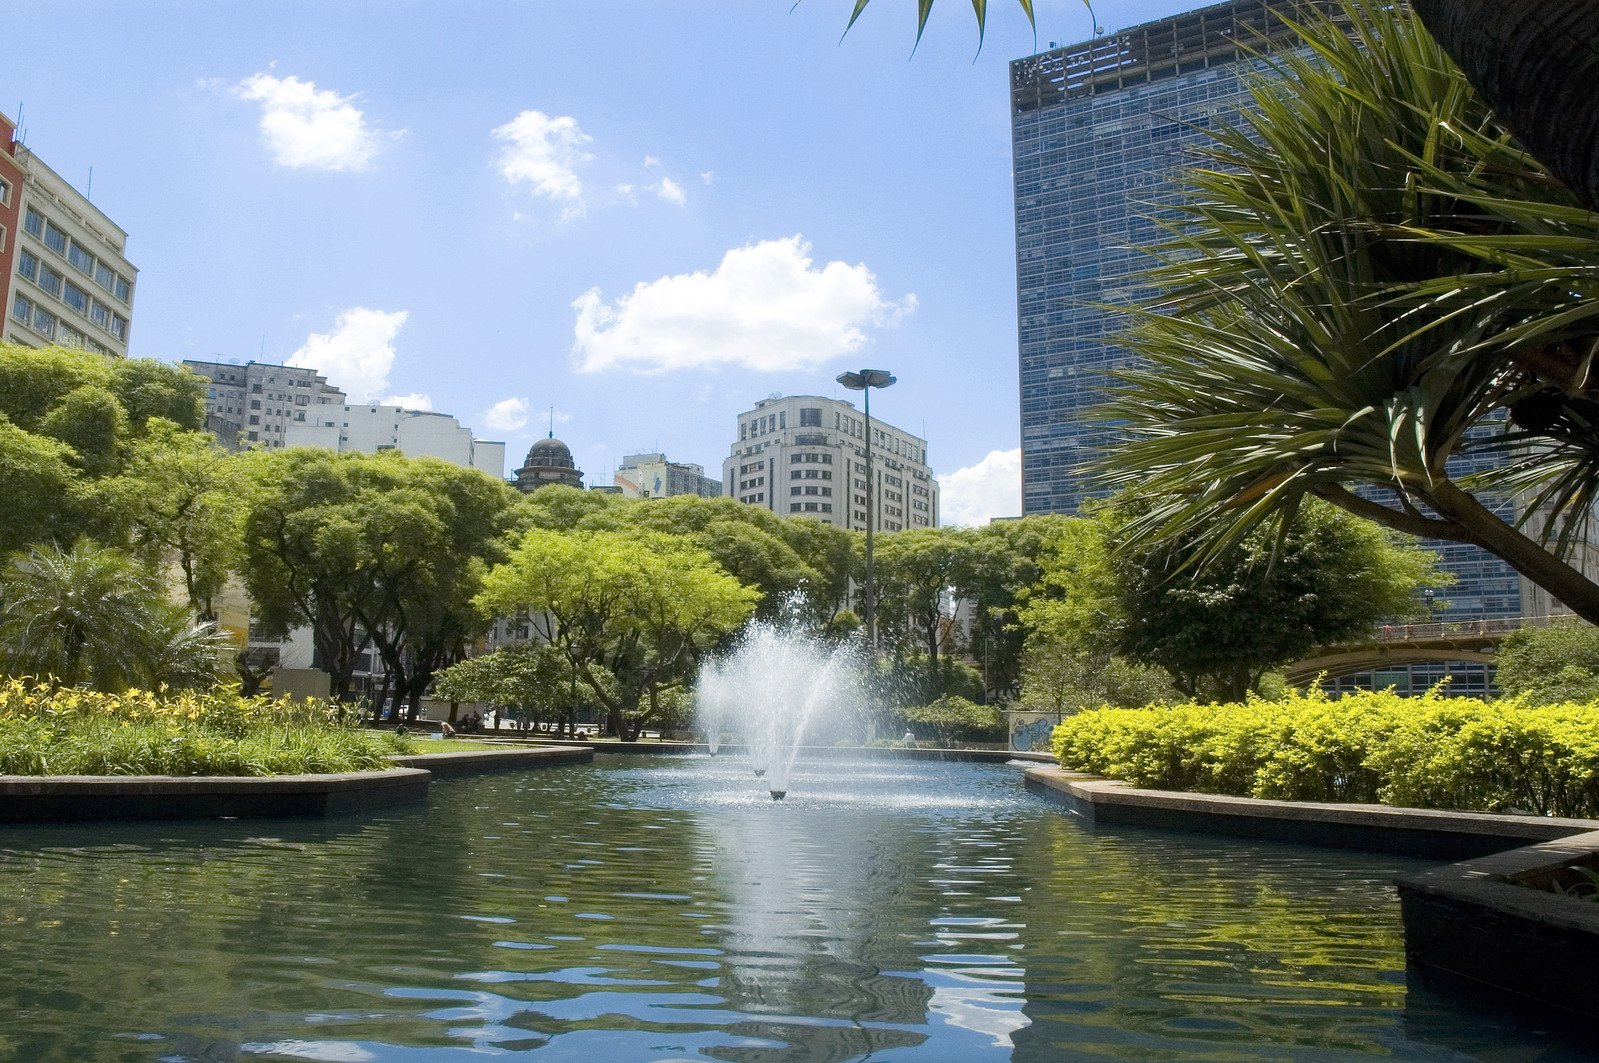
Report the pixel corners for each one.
[0,540,226,692]
[477,528,759,740]
[872,528,974,677]
[434,643,590,734]
[0,419,81,555]
[837,1,1599,211]
[93,420,242,622]
[1107,500,1446,701]
[951,515,1077,701]
[1088,3,1599,623]
[1496,622,1599,704]
[239,449,514,708]
[1018,501,1444,702]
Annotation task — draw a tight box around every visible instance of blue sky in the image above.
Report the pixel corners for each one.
[4,0,1195,524]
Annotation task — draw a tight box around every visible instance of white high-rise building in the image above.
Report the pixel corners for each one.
[722,394,938,532]
[285,403,506,479]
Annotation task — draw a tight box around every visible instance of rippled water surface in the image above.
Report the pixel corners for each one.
[0,756,1583,1061]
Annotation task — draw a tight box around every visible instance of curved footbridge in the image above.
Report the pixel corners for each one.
[1283,614,1570,685]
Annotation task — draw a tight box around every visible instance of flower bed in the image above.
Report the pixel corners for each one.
[0,679,413,777]
[1052,687,1599,818]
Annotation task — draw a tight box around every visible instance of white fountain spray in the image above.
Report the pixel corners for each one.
[696,612,865,801]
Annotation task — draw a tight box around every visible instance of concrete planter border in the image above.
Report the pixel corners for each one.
[1025,764,1599,1023]
[1024,765,1597,859]
[0,744,592,824]
[0,767,430,823]
[1398,830,1599,1021]
[391,745,592,777]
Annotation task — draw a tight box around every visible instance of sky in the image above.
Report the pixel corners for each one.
[3,0,1196,525]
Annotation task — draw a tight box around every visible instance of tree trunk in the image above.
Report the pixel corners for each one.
[1410,0,1599,211]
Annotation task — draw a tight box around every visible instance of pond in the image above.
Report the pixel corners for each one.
[0,756,1583,1061]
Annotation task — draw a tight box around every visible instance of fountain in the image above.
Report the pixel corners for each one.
[696,615,865,800]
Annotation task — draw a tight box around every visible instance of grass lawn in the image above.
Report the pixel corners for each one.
[399,740,540,755]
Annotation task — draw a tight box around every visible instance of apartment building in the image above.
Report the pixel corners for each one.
[722,394,938,532]
[1,113,137,356]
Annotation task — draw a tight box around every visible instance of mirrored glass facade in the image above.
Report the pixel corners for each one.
[1009,0,1523,695]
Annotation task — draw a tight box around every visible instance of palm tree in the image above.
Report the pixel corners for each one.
[843,0,1599,211]
[1092,3,1599,620]
[0,540,225,691]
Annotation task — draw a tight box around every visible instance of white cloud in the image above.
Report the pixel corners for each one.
[653,176,685,206]
[700,170,715,185]
[643,154,662,168]
[492,110,593,218]
[572,235,913,374]
[381,392,432,411]
[940,448,1021,527]
[287,307,410,401]
[234,72,393,171]
[484,397,531,432]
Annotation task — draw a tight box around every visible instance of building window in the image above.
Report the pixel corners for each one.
[18,248,38,281]
[0,176,9,204]
[23,207,43,237]
[800,407,822,427]
[89,300,110,329]
[110,315,127,340]
[58,325,85,349]
[790,503,803,513]
[94,262,115,292]
[12,293,32,323]
[67,241,94,275]
[114,275,131,303]
[43,223,67,255]
[63,281,90,314]
[36,263,63,297]
[31,305,57,340]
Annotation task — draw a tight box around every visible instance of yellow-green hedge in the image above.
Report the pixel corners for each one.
[0,678,413,776]
[1052,687,1599,817]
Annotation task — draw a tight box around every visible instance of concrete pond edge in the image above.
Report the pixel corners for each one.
[0,745,592,824]
[1025,764,1599,1022]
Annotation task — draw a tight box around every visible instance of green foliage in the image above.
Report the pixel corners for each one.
[1054,687,1599,817]
[0,540,228,693]
[1497,624,1599,705]
[1017,648,1175,716]
[478,527,759,739]
[1094,2,1599,620]
[434,642,593,729]
[0,418,80,555]
[0,679,409,776]
[902,694,1003,746]
[1017,499,1442,703]
[239,448,515,703]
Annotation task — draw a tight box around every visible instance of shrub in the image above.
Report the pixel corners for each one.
[1052,687,1599,817]
[903,695,1004,746]
[0,678,411,776]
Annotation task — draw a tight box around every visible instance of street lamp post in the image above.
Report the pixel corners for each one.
[836,368,896,655]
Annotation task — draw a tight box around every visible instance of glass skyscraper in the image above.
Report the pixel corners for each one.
[1010,0,1523,694]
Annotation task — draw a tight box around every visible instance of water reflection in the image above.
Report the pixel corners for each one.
[0,756,1589,1061]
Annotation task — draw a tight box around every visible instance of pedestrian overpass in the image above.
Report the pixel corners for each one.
[1282,616,1570,686]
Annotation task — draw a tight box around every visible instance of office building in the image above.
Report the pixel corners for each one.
[721,394,938,532]
[1,113,137,356]
[1009,0,1520,695]
[613,452,722,499]
[184,359,347,449]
